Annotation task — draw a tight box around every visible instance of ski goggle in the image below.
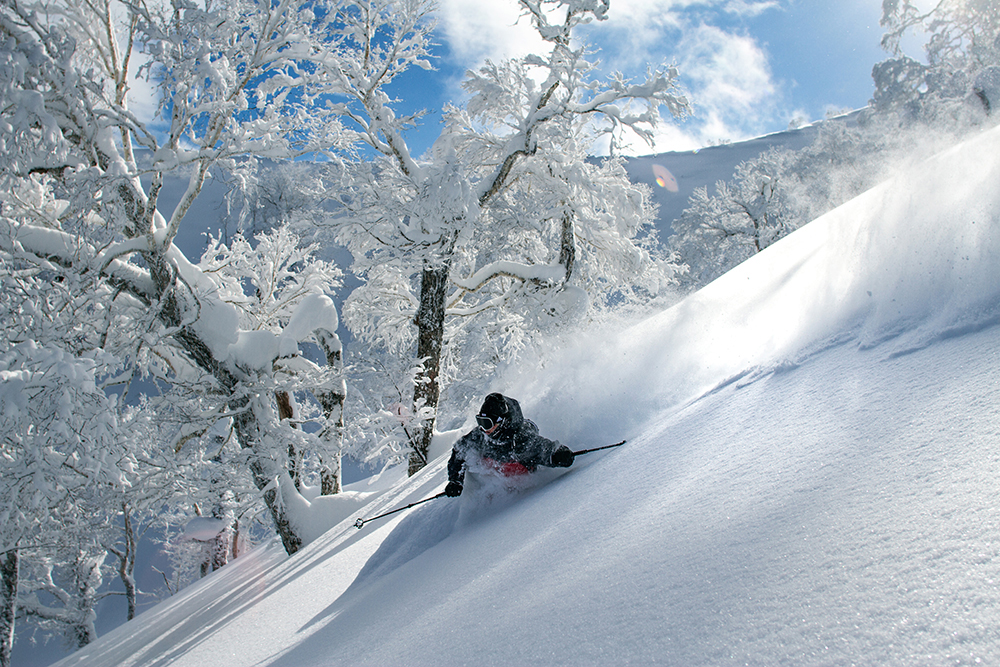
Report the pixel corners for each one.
[476,414,504,432]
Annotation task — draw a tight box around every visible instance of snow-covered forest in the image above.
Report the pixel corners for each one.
[1,0,999,665]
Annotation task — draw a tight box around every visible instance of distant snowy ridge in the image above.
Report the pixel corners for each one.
[622,112,853,234]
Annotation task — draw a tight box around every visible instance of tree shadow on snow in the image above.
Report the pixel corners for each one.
[290,469,561,644]
[352,464,572,590]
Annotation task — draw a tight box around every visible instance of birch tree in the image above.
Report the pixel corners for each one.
[328,0,689,474]
[0,308,128,663]
[669,148,794,290]
[0,0,409,560]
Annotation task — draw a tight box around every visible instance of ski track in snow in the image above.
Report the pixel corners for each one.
[269,324,1000,667]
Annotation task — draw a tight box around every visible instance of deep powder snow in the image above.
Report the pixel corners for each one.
[54,123,1000,667]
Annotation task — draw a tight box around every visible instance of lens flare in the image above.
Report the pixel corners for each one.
[652,164,679,192]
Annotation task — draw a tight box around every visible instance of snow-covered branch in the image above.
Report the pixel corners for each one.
[452,260,564,293]
[2,221,157,301]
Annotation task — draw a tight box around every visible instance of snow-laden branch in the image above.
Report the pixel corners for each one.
[451,260,565,292]
[520,0,610,43]
[3,222,156,299]
[569,68,687,119]
[447,281,521,318]
[475,79,562,206]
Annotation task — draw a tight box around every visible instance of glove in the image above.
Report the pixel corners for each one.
[445,481,464,497]
[550,445,575,468]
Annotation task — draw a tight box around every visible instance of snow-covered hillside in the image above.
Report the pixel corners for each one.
[53,122,1000,667]
[624,114,849,234]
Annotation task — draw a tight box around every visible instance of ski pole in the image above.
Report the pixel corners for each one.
[571,440,626,457]
[354,491,448,530]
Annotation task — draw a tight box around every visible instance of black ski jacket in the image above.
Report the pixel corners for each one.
[447,395,562,485]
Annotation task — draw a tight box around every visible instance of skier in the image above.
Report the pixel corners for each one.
[445,392,575,497]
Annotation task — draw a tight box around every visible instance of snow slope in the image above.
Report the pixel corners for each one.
[54,122,1000,666]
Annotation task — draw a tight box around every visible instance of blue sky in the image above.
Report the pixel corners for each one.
[389,0,891,156]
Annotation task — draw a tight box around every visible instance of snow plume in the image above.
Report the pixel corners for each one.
[511,122,1000,449]
[668,108,1000,293]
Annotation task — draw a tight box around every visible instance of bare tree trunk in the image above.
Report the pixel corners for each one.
[116,506,137,621]
[559,209,576,282]
[231,402,303,555]
[410,262,450,475]
[231,519,241,561]
[315,329,345,495]
[275,391,302,489]
[0,550,17,667]
[317,427,342,495]
[71,552,101,649]
[206,439,233,573]
[210,533,229,573]
[317,384,345,493]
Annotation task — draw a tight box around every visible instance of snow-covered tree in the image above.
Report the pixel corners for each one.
[668,116,929,291]
[0,309,129,661]
[18,542,110,650]
[197,224,346,494]
[327,0,689,474]
[875,0,1000,122]
[0,179,135,658]
[218,161,328,246]
[0,0,368,558]
[669,148,794,289]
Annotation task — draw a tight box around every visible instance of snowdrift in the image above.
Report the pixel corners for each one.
[55,123,1000,667]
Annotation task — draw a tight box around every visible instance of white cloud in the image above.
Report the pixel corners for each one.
[723,0,780,18]
[622,23,781,153]
[431,0,787,153]
[581,1,786,151]
[435,0,707,71]
[435,0,546,66]
[677,24,775,115]
[431,0,553,103]
[592,0,694,65]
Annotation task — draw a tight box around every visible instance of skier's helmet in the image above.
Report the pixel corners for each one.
[476,393,509,433]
